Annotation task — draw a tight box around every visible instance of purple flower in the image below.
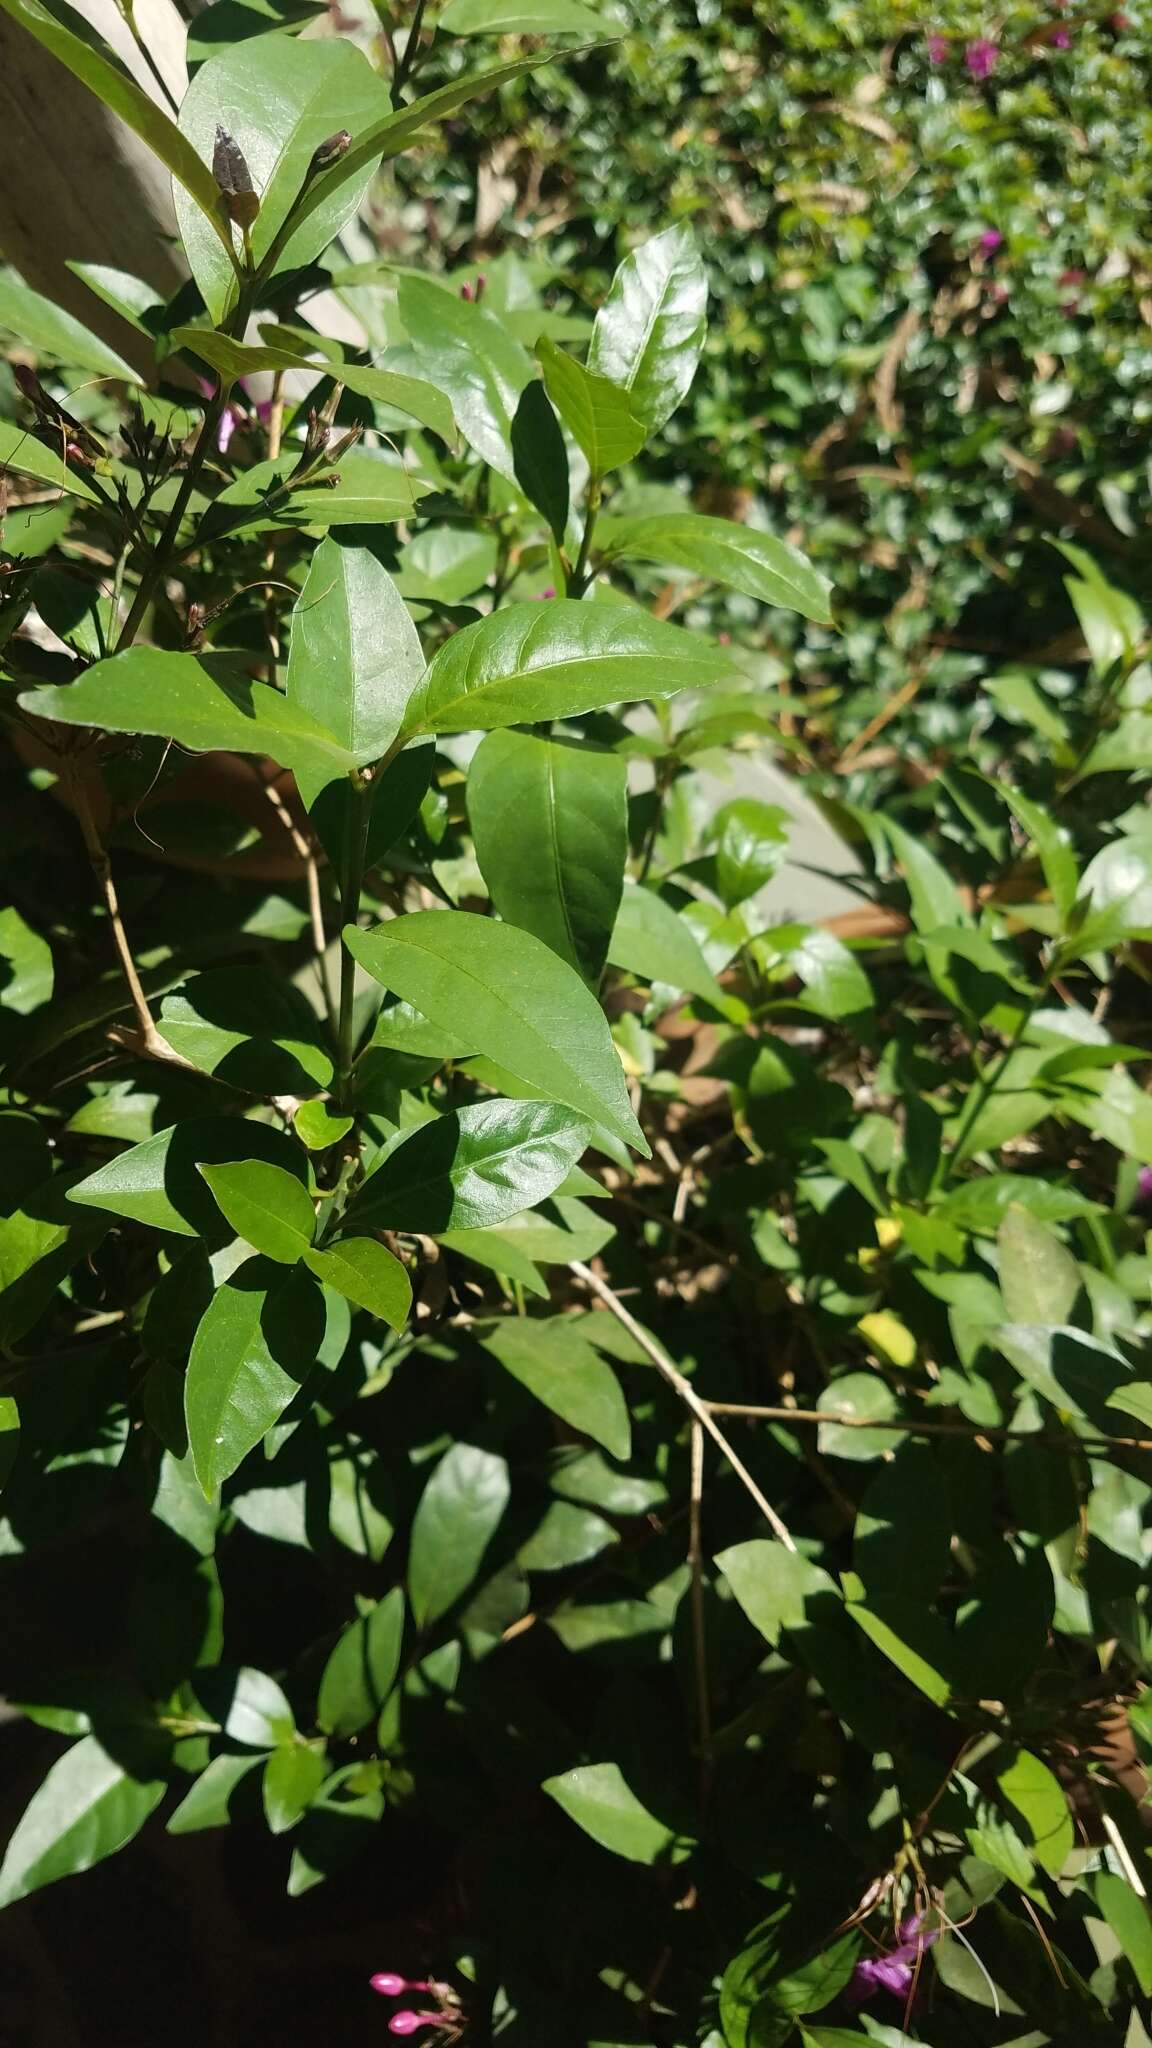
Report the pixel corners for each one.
[849,1914,938,2008]
[1135,1166,1152,1207]
[965,37,999,78]
[388,2017,450,2039]
[1050,24,1071,45]
[535,584,557,600]
[978,229,1004,253]
[927,32,949,63]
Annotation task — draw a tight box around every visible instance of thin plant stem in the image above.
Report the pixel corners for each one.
[335,776,374,1105]
[947,967,1052,1176]
[688,1419,713,1813]
[570,476,603,595]
[115,380,234,652]
[391,0,429,105]
[702,1399,1152,1455]
[569,1261,796,1549]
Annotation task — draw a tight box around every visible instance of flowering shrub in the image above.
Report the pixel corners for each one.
[1,3,1152,2046]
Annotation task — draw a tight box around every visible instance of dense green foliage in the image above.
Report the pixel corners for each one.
[2,3,1152,2045]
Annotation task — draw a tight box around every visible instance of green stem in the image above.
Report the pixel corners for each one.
[335,775,374,1106]
[570,475,603,596]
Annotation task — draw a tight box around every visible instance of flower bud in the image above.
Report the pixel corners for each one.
[310,129,352,175]
[370,1974,408,1997]
[388,2016,440,2038]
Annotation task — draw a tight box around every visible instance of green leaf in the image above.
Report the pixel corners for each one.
[345,912,647,1154]
[994,1322,1134,1422]
[0,906,53,1014]
[0,0,233,262]
[876,817,970,936]
[600,511,833,624]
[66,1116,311,1239]
[263,1743,327,1835]
[0,1735,166,1909]
[286,538,424,767]
[1094,1873,1152,1996]
[67,261,163,337]
[162,968,333,1090]
[317,1586,405,1738]
[174,36,393,319]
[185,1261,316,1494]
[195,1665,296,1746]
[287,55,547,247]
[816,1374,900,1461]
[716,1541,839,1649]
[397,276,532,481]
[1058,545,1142,674]
[408,1442,510,1627]
[712,798,790,906]
[543,1762,689,1864]
[511,381,570,544]
[995,1748,1073,1877]
[587,222,708,433]
[19,650,357,784]
[208,451,425,535]
[538,337,647,475]
[518,1500,616,1572]
[293,1102,354,1150]
[469,729,627,982]
[348,1100,592,1233]
[482,1316,631,1459]
[303,1237,412,1330]
[436,1225,548,1296]
[0,417,101,501]
[997,784,1079,926]
[0,277,142,384]
[439,0,612,30]
[758,926,872,1020]
[167,1752,263,1834]
[198,1161,316,1264]
[1073,834,1152,951]
[172,328,457,442]
[997,1205,1080,1326]
[608,883,728,1008]
[402,598,737,736]
[846,1594,952,1707]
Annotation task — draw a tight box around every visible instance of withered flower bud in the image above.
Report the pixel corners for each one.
[326,424,363,465]
[213,125,260,230]
[309,130,352,175]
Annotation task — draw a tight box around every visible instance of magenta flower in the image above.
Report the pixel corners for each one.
[1049,24,1071,45]
[849,1914,938,2007]
[965,37,999,77]
[927,32,949,62]
[388,2016,451,2038]
[978,229,1003,253]
[372,1973,433,1997]
[1135,1166,1152,1207]
[535,585,557,600]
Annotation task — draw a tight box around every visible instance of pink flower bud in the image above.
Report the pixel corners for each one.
[1049,24,1070,46]
[978,229,1003,253]
[965,36,998,79]
[371,1974,409,1997]
[459,283,473,302]
[927,32,949,63]
[474,274,487,301]
[388,2016,446,2038]
[535,585,557,600]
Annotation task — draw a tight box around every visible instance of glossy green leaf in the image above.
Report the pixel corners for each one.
[345,912,647,1153]
[67,1117,310,1239]
[408,1442,510,1627]
[539,337,647,475]
[303,1237,412,1330]
[440,0,612,29]
[517,1500,617,1572]
[436,1225,548,1296]
[348,1100,592,1233]
[998,784,1079,926]
[997,1205,1080,1326]
[876,816,970,936]
[402,599,737,736]
[0,0,232,260]
[587,222,708,433]
[543,1762,688,1864]
[1074,834,1152,951]
[397,276,533,481]
[511,380,570,544]
[207,451,425,536]
[716,1541,838,1649]
[293,1102,354,1150]
[469,729,627,982]
[263,1743,327,1835]
[185,1261,317,1494]
[19,650,356,784]
[995,1748,1073,1877]
[174,35,393,319]
[846,1594,952,1706]
[482,1316,631,1459]
[167,1752,263,1834]
[0,418,100,501]
[601,511,832,623]
[318,1587,405,1738]
[0,1735,166,1908]
[608,882,728,1008]
[994,1322,1134,1421]
[67,262,162,337]
[287,538,424,767]
[816,1374,900,1461]
[756,925,872,1020]
[0,906,53,1014]
[171,328,456,442]
[198,1161,316,1265]
[1094,1873,1152,1996]
[713,798,790,906]
[160,969,332,1092]
[0,277,141,385]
